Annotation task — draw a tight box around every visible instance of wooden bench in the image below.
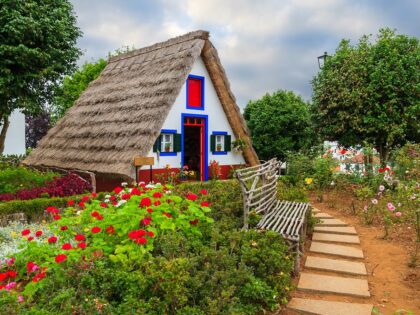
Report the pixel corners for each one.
[235,158,311,273]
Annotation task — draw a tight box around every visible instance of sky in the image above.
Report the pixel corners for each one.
[5,0,420,154]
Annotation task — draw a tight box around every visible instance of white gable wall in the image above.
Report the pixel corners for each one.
[143,56,246,170]
[3,110,26,155]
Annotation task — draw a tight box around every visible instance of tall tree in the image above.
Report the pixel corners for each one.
[51,58,107,123]
[0,0,81,153]
[244,90,318,162]
[312,28,420,165]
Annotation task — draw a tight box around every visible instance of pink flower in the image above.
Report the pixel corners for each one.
[18,295,24,303]
[395,212,402,217]
[371,199,378,205]
[387,202,395,212]
[5,282,16,290]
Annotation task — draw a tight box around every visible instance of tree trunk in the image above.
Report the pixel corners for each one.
[378,145,390,168]
[0,116,10,155]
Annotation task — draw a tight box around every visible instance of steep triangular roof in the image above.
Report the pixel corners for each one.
[24,30,259,179]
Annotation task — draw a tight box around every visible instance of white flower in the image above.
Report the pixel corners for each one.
[371,198,378,205]
[379,185,385,192]
[146,184,156,189]
[330,181,335,186]
[76,211,82,215]
[165,190,172,194]
[104,199,110,203]
[138,181,145,186]
[116,200,127,207]
[121,182,128,187]
[104,194,111,199]
[397,203,402,207]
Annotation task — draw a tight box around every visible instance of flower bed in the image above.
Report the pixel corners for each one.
[0,182,293,314]
[0,173,92,202]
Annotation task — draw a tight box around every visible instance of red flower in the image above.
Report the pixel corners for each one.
[32,272,46,282]
[78,201,85,208]
[81,195,90,202]
[114,187,123,194]
[106,225,115,234]
[67,200,75,207]
[112,201,118,206]
[75,234,85,241]
[60,226,68,231]
[128,229,146,240]
[153,192,162,198]
[91,211,100,217]
[53,215,61,220]
[200,201,210,207]
[27,262,38,273]
[7,270,17,278]
[35,230,43,237]
[96,214,104,220]
[100,202,108,208]
[91,192,97,198]
[62,243,72,250]
[48,236,57,243]
[55,254,67,263]
[21,229,30,236]
[190,219,199,225]
[384,167,390,171]
[130,187,141,195]
[91,226,101,234]
[141,218,151,226]
[139,197,152,207]
[147,231,154,238]
[186,193,198,201]
[0,273,8,282]
[46,206,59,214]
[378,168,384,173]
[200,189,207,195]
[135,237,147,245]
[27,236,34,241]
[77,242,87,249]
[340,149,347,155]
[147,208,153,213]
[154,200,161,206]
[163,212,171,218]
[110,195,116,201]
[121,193,131,200]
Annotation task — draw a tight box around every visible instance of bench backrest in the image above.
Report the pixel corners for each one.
[235,158,280,229]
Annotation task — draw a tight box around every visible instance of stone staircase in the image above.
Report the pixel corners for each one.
[287,209,373,315]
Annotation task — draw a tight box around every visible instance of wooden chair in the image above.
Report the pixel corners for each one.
[235,158,311,274]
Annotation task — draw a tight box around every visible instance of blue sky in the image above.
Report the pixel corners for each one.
[70,0,420,105]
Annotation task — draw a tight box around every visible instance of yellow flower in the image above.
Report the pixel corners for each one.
[11,231,17,238]
[304,178,313,185]
[84,228,89,232]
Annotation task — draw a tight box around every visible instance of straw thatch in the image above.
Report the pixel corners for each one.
[24,30,259,180]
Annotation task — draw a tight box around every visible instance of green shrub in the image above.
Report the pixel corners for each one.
[0,166,59,194]
[284,152,314,185]
[277,181,308,202]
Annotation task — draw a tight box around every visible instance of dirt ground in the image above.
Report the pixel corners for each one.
[282,189,419,314]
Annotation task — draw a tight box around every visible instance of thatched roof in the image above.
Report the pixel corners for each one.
[24,30,259,180]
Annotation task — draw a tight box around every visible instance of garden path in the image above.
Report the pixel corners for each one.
[287,208,374,315]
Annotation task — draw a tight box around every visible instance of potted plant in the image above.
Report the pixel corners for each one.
[216,144,222,152]
[164,143,171,152]
[231,138,247,152]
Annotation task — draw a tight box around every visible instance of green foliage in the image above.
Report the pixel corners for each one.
[0,166,58,194]
[51,59,107,123]
[244,90,318,162]
[312,155,338,191]
[0,195,84,221]
[312,28,420,164]
[284,152,315,185]
[0,0,81,149]
[0,154,27,169]
[391,143,420,181]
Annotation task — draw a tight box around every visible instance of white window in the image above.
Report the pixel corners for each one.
[215,135,225,152]
[161,133,174,152]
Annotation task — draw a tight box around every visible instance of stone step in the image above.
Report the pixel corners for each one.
[297,273,370,297]
[312,232,360,244]
[288,298,373,315]
[314,226,357,235]
[314,212,334,219]
[305,256,367,275]
[310,242,364,259]
[316,218,348,227]
[312,207,321,213]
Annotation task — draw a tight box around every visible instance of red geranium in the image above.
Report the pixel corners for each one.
[53,215,61,220]
[78,201,85,208]
[121,193,131,200]
[0,273,8,282]
[147,231,154,238]
[35,230,43,237]
[135,237,147,245]
[378,168,384,173]
[48,236,57,243]
[96,214,104,220]
[186,193,198,201]
[81,195,90,202]
[128,229,147,240]
[46,206,59,214]
[190,219,199,225]
[154,200,161,206]
[114,187,123,194]
[384,167,390,171]
[21,229,30,236]
[130,187,141,195]
[67,200,75,207]
[200,189,207,195]
[139,197,152,207]
[201,201,210,207]
[27,262,39,273]
[32,272,46,282]
[77,242,87,249]
[100,202,108,208]
[7,270,17,278]
[106,225,116,234]
[110,195,116,201]
[147,208,153,213]
[163,212,171,218]
[27,236,34,241]
[91,192,97,198]
[141,218,151,226]
[91,211,100,217]
[55,254,67,263]
[62,243,72,250]
[153,192,162,198]
[91,226,101,234]
[60,226,68,231]
[75,234,85,241]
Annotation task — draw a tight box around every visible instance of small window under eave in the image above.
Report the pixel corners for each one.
[186,75,204,110]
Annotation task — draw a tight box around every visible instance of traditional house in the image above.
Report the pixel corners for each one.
[24,31,259,191]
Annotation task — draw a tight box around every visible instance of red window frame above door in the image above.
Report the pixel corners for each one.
[186,75,204,110]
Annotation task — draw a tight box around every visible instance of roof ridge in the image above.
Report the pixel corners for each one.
[109,30,209,64]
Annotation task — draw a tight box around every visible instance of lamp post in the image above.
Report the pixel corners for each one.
[317,51,328,69]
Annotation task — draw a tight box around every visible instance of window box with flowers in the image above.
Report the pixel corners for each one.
[210,132,231,155]
[153,129,181,156]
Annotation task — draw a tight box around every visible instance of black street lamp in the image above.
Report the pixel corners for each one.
[317,51,328,69]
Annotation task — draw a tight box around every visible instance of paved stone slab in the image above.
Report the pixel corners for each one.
[288,298,373,315]
[314,212,334,219]
[305,256,367,275]
[297,273,370,297]
[313,232,360,244]
[310,242,364,259]
[314,226,357,235]
[312,207,321,213]
[316,218,348,227]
